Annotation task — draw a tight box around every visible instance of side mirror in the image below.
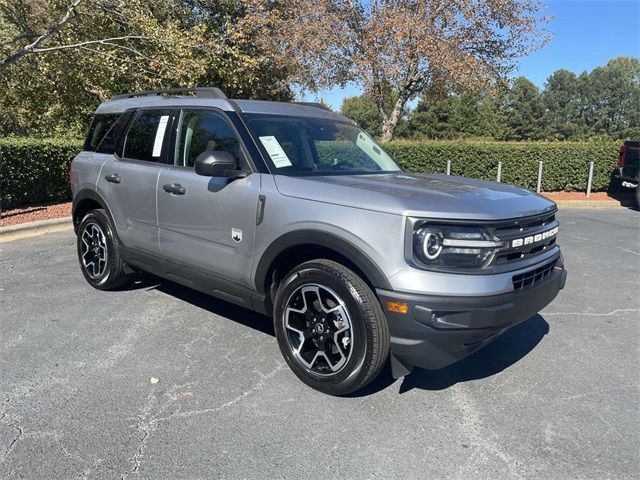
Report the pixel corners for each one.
[194,151,239,177]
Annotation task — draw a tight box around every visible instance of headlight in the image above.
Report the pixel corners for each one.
[413,224,504,269]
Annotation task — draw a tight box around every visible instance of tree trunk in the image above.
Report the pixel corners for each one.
[379,95,407,142]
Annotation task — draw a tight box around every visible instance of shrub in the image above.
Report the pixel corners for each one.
[383,140,620,192]
[0,138,620,210]
[0,138,82,209]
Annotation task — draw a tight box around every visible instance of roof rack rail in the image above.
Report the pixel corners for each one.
[292,102,333,112]
[110,87,227,101]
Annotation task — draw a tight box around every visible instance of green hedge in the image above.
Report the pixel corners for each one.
[0,138,82,209]
[383,140,620,192]
[0,138,620,209]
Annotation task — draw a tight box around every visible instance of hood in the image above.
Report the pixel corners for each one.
[274,173,556,220]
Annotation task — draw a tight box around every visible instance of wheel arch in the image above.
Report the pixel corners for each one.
[72,189,113,234]
[254,230,391,301]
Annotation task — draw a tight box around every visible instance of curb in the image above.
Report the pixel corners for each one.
[554,200,625,208]
[0,217,73,243]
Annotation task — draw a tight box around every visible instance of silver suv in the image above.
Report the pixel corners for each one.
[71,88,567,395]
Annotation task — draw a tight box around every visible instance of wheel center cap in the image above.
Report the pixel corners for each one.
[314,324,325,334]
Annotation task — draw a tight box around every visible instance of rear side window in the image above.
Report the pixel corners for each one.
[84,114,120,151]
[123,109,175,162]
[96,111,134,155]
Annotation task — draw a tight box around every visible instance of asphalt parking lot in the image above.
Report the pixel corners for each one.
[0,208,638,479]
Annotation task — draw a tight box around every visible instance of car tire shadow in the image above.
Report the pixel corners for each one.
[120,272,549,397]
[122,271,275,336]
[352,314,550,396]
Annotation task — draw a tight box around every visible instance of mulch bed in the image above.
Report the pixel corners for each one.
[0,202,72,227]
[0,189,637,228]
[542,191,614,201]
[542,190,637,206]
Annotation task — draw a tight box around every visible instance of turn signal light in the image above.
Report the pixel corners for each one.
[386,300,409,314]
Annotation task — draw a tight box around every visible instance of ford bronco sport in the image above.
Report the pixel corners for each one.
[71,87,567,395]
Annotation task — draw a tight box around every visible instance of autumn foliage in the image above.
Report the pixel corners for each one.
[243,0,550,140]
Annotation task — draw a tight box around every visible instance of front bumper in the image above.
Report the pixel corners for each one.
[377,259,567,376]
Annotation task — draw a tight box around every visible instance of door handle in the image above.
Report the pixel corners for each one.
[162,183,186,195]
[105,173,122,184]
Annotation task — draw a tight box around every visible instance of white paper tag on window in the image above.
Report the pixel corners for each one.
[152,115,169,157]
[259,136,292,168]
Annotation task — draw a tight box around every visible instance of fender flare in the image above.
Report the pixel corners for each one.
[253,229,391,294]
[72,189,113,231]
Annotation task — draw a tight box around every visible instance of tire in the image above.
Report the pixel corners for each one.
[76,209,129,290]
[273,259,389,395]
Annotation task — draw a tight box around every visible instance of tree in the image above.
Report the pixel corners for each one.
[581,57,640,139]
[340,89,407,138]
[341,95,382,137]
[407,84,506,140]
[541,69,581,139]
[500,76,545,141]
[1,0,84,69]
[0,1,292,136]
[244,0,550,141]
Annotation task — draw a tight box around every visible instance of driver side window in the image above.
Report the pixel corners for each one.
[175,110,244,168]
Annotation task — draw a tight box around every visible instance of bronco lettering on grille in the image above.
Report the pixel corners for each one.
[511,226,558,248]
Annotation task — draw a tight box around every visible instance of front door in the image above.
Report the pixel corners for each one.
[157,108,261,288]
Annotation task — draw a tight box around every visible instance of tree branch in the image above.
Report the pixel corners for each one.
[31,36,152,53]
[0,33,39,48]
[0,0,83,69]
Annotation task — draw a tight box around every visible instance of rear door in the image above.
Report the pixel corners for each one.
[98,108,177,255]
[157,108,260,287]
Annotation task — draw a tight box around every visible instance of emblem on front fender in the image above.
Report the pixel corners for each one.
[232,228,243,243]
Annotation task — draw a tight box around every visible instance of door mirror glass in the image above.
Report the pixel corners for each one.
[194,151,239,177]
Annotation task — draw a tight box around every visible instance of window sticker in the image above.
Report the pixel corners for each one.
[152,115,170,157]
[259,136,292,168]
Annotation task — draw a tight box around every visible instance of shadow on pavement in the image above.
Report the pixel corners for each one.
[352,314,550,396]
[122,272,549,396]
[607,185,639,211]
[125,272,275,337]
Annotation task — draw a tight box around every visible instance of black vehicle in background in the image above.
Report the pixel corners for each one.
[612,141,640,190]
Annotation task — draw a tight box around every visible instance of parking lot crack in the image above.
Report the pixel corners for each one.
[171,362,287,421]
[543,308,639,317]
[120,379,200,479]
[452,386,525,479]
[120,393,159,480]
[0,419,23,464]
[122,426,149,479]
[560,232,640,256]
[144,362,288,428]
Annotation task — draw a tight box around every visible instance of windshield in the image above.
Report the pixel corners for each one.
[243,114,401,175]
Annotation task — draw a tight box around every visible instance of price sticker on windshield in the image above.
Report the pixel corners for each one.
[259,136,292,168]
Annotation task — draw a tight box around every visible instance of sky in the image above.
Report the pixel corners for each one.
[303,0,640,110]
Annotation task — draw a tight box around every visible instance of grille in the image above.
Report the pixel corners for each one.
[512,259,558,291]
[493,212,558,265]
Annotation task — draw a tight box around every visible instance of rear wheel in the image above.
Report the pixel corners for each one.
[76,209,129,290]
[273,259,389,395]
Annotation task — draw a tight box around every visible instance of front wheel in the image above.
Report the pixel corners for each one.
[273,259,389,395]
[76,209,129,290]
